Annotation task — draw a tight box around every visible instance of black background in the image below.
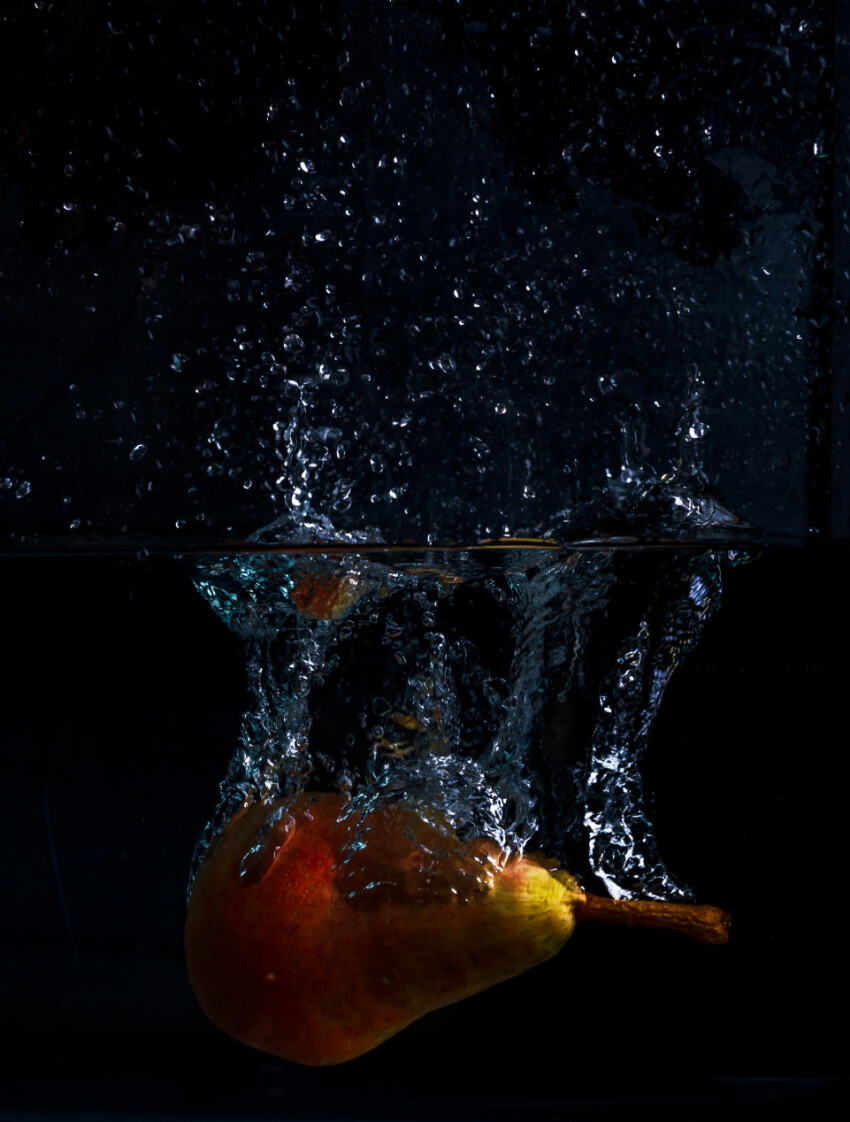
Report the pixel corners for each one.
[1,547,848,1120]
[0,0,838,547]
[1,0,847,1116]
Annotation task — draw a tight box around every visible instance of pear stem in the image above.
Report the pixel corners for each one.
[576,893,730,945]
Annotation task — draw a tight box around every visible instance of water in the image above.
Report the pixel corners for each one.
[0,1,830,550]
[0,0,825,916]
[190,542,747,903]
[0,0,842,1104]
[164,2,824,904]
[185,221,751,902]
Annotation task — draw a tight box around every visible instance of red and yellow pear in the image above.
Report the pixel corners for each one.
[185,792,729,1066]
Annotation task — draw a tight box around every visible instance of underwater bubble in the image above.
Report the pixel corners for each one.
[188,542,732,904]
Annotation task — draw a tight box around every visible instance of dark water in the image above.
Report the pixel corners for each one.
[1,549,849,1121]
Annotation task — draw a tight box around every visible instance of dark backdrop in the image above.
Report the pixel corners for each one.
[1,1,847,1115]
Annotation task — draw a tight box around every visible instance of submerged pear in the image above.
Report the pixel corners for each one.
[185,792,728,1066]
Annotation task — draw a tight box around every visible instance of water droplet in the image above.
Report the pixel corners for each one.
[239,809,296,885]
[283,334,305,354]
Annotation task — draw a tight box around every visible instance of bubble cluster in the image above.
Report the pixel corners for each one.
[0,1,830,548]
[190,545,744,900]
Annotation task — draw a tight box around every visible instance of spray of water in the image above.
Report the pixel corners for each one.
[175,3,812,900]
[191,538,743,900]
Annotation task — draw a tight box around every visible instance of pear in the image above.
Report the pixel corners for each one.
[289,565,371,620]
[185,792,729,1066]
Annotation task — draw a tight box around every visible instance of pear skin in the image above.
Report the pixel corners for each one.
[185,792,729,1066]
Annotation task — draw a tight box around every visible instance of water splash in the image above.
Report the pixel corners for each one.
[582,551,726,900]
[190,545,745,900]
[155,2,799,900]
